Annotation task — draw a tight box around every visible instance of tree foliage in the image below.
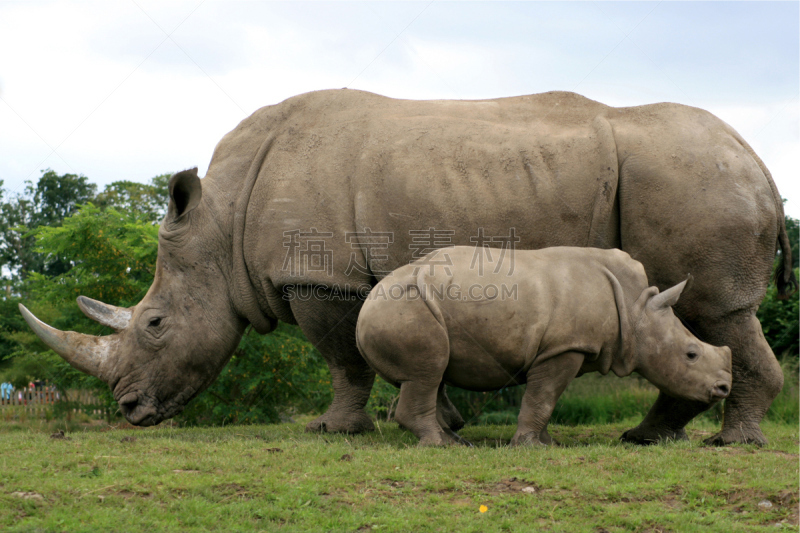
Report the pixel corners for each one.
[0,170,96,279]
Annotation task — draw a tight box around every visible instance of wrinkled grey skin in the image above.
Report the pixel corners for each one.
[356,246,733,446]
[21,89,793,444]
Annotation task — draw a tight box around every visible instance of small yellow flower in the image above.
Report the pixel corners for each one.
[479,505,488,514]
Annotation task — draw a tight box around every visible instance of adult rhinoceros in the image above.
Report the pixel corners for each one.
[21,89,794,445]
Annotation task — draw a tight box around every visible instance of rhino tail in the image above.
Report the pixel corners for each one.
[732,131,797,299]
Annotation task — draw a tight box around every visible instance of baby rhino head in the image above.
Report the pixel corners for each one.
[631,280,732,404]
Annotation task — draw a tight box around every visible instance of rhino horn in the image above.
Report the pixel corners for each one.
[647,279,689,311]
[77,296,132,331]
[19,304,116,384]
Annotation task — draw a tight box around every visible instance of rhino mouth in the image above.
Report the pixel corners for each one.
[116,386,197,426]
[118,392,160,426]
[708,380,730,403]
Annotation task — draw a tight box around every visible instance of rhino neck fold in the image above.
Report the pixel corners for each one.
[231,133,279,334]
[602,268,637,377]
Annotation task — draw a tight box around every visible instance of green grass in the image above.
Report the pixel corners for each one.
[0,418,797,532]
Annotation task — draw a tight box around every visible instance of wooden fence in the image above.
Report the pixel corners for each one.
[0,387,111,419]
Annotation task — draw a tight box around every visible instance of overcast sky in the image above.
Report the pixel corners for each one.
[1,1,798,216]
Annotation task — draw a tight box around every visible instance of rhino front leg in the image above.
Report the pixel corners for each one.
[704,313,782,446]
[511,352,583,447]
[619,393,703,444]
[290,292,375,434]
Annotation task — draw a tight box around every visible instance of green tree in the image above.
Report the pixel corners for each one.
[1,203,158,396]
[0,170,96,280]
[93,174,170,223]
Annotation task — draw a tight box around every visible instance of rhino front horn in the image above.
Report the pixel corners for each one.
[19,304,115,384]
[77,296,132,331]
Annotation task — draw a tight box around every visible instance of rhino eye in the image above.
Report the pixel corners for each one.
[686,351,698,361]
[148,317,162,328]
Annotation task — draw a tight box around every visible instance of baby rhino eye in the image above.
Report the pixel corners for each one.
[686,351,698,361]
[148,317,162,328]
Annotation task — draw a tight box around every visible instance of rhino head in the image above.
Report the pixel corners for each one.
[626,279,733,404]
[19,168,271,426]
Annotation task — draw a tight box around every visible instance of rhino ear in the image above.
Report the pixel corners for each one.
[646,278,689,311]
[168,168,202,219]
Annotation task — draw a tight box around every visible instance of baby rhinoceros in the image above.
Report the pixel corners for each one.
[356,246,732,446]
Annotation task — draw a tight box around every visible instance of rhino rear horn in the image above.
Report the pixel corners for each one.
[19,304,115,384]
[77,296,132,331]
[647,279,689,311]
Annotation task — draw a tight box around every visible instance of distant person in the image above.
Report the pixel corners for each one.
[0,382,12,401]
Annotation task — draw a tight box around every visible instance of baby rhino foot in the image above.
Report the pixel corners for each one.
[510,431,549,447]
[418,428,472,447]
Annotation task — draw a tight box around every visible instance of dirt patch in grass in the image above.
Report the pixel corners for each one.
[115,489,152,500]
[488,477,540,496]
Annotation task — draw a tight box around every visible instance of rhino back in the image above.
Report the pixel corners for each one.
[608,102,779,318]
[230,90,619,292]
[406,247,624,389]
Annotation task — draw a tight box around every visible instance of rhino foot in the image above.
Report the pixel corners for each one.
[510,432,550,447]
[620,425,689,445]
[305,410,375,434]
[703,427,767,447]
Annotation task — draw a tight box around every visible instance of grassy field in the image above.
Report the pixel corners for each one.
[0,417,796,532]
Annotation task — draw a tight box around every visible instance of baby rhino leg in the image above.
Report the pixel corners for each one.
[358,292,454,446]
[511,352,584,447]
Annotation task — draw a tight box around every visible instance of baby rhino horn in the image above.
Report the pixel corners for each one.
[647,279,689,311]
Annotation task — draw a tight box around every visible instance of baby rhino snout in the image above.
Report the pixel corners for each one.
[708,346,732,402]
[711,380,730,401]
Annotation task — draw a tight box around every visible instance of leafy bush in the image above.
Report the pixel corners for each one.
[177,324,332,426]
[756,268,799,359]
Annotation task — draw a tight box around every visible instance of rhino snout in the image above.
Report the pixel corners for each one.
[118,393,159,426]
[711,380,730,400]
[708,372,732,403]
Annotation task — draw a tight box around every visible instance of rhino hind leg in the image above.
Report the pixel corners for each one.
[290,292,376,435]
[394,381,462,446]
[358,291,468,446]
[436,384,465,432]
[511,352,583,447]
[702,314,782,446]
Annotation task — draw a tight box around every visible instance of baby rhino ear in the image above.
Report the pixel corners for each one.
[646,277,690,311]
[168,167,202,219]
